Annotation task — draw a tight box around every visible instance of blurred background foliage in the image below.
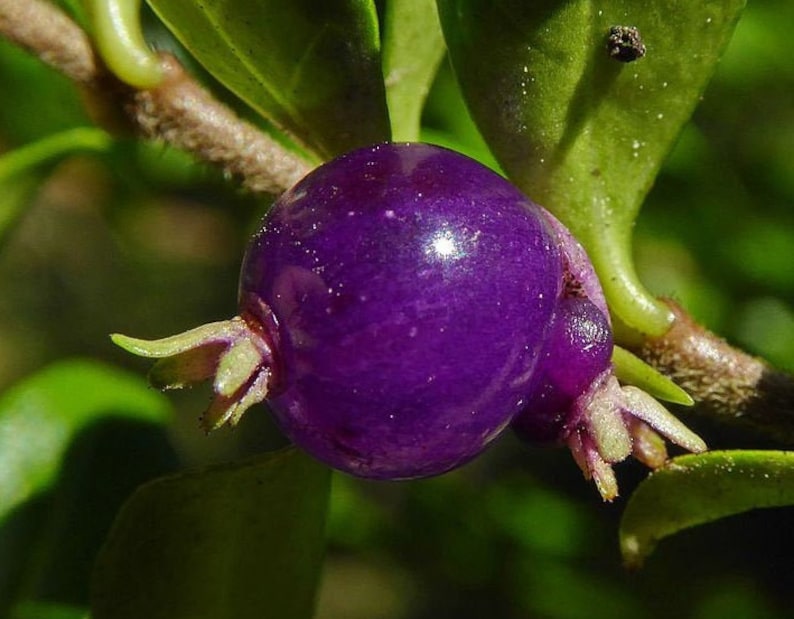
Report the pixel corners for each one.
[0,0,791,618]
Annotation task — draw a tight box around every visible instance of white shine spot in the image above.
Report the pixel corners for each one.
[427,229,463,260]
[434,235,456,256]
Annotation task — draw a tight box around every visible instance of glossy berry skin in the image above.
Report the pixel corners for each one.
[511,296,613,443]
[239,143,562,478]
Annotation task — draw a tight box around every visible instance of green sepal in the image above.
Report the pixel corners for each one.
[111,317,274,430]
[110,319,242,359]
[214,337,263,397]
[612,345,693,406]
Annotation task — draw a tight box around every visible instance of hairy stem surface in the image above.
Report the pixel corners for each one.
[0,0,311,194]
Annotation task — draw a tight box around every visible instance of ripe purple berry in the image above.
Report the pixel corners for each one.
[114,143,704,499]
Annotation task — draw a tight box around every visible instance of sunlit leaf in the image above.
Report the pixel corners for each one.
[382,0,446,141]
[620,450,794,567]
[145,0,391,161]
[438,0,745,336]
[91,447,331,619]
[0,359,171,524]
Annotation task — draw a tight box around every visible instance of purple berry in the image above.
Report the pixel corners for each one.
[238,143,562,478]
[113,143,705,499]
[512,296,613,444]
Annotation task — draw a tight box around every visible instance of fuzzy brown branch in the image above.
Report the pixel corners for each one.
[0,0,312,195]
[636,301,794,444]
[0,0,96,83]
[130,56,311,194]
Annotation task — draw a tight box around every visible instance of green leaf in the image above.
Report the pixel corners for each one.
[10,601,88,619]
[420,63,502,171]
[12,419,178,610]
[90,447,331,619]
[382,0,446,141]
[145,0,391,161]
[0,40,89,145]
[55,1,90,30]
[0,128,113,184]
[438,0,745,336]
[0,174,39,245]
[0,128,114,242]
[0,359,171,525]
[619,450,794,567]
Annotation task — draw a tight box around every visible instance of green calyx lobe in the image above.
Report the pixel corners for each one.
[111,315,273,430]
[612,345,693,407]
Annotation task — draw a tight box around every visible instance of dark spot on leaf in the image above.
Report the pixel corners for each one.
[607,26,646,63]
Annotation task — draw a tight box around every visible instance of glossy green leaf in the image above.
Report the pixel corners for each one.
[438,0,745,336]
[91,447,331,619]
[0,359,171,525]
[382,0,446,141]
[620,450,794,567]
[145,0,391,161]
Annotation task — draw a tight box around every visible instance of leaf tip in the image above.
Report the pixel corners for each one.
[619,533,647,569]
